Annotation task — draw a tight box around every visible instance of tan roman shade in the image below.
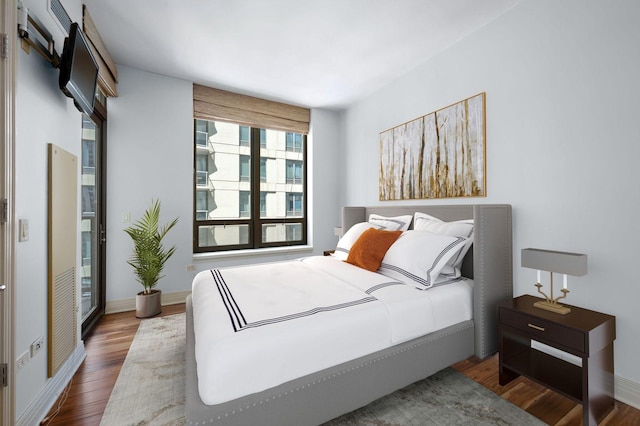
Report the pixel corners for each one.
[193,84,310,134]
[82,5,118,97]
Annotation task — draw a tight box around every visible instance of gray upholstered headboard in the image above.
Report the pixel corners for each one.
[341,204,513,358]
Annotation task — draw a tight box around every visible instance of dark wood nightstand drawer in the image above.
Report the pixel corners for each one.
[500,308,585,353]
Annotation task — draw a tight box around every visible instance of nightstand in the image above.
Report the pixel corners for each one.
[498,295,616,425]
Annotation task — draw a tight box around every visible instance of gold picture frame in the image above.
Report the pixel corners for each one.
[379,93,486,200]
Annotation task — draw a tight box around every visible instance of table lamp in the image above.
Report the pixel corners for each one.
[521,248,588,315]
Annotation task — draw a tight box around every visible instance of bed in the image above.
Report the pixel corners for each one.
[186,204,512,425]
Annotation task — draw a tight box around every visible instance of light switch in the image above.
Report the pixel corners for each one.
[18,219,29,242]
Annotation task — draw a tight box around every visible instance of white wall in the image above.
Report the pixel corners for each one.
[106,66,341,303]
[106,66,193,301]
[339,0,640,389]
[308,108,343,251]
[14,0,83,419]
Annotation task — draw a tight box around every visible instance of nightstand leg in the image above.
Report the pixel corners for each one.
[583,343,615,426]
[498,328,522,386]
[499,367,519,386]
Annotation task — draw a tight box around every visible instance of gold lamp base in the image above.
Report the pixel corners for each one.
[534,280,571,315]
[533,299,571,315]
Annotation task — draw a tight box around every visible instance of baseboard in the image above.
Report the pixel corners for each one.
[616,374,640,410]
[105,290,191,314]
[16,342,86,426]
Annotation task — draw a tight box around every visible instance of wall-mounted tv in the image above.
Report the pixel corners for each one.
[59,22,99,115]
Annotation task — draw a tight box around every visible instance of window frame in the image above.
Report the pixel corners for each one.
[193,124,307,253]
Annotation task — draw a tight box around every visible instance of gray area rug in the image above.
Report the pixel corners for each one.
[323,368,545,426]
[101,313,545,426]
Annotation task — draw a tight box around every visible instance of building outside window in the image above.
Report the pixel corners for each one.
[260,128,267,148]
[239,191,250,218]
[82,139,95,176]
[260,158,267,182]
[260,191,268,216]
[196,154,208,186]
[286,132,303,152]
[196,191,208,220]
[193,119,306,252]
[286,160,303,184]
[239,155,250,182]
[287,192,303,216]
[239,125,250,147]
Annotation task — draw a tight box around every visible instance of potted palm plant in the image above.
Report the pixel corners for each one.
[124,199,179,318]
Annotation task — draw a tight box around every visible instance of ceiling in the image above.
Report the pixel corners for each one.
[81,0,521,109]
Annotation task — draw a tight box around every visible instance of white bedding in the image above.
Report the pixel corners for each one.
[192,256,472,405]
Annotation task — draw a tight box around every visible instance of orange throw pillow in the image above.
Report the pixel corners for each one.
[346,228,402,272]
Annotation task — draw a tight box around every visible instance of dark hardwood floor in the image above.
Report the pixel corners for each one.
[42,303,640,425]
[41,304,185,426]
[452,357,640,425]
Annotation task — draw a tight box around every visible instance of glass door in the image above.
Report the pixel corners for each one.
[81,98,106,337]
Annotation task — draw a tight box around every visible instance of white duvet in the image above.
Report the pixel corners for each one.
[192,255,472,405]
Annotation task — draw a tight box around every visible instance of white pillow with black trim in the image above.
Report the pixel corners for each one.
[333,222,380,261]
[413,212,474,270]
[378,230,469,288]
[368,214,412,231]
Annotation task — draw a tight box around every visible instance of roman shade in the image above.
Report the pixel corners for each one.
[82,5,118,97]
[193,84,310,134]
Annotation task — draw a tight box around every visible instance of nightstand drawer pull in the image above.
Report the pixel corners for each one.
[528,323,545,332]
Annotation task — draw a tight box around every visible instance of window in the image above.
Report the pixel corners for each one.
[239,191,250,218]
[82,139,95,175]
[195,119,216,147]
[196,191,208,220]
[195,127,208,147]
[286,132,303,152]
[286,160,303,184]
[239,125,250,146]
[81,186,95,216]
[287,192,303,216]
[286,223,303,241]
[193,120,307,252]
[260,158,267,182]
[260,191,267,216]
[196,154,208,186]
[260,128,267,148]
[81,231,92,267]
[239,155,250,182]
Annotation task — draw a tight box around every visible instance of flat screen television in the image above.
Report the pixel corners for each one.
[59,22,99,115]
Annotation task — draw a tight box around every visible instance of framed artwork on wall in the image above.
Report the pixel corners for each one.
[379,92,486,201]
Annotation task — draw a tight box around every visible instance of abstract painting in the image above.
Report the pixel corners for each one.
[379,93,486,200]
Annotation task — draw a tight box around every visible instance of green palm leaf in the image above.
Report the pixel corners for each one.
[124,199,179,294]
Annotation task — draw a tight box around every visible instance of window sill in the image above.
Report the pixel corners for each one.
[193,245,314,261]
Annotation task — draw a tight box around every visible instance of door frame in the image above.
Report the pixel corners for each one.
[1,0,17,423]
